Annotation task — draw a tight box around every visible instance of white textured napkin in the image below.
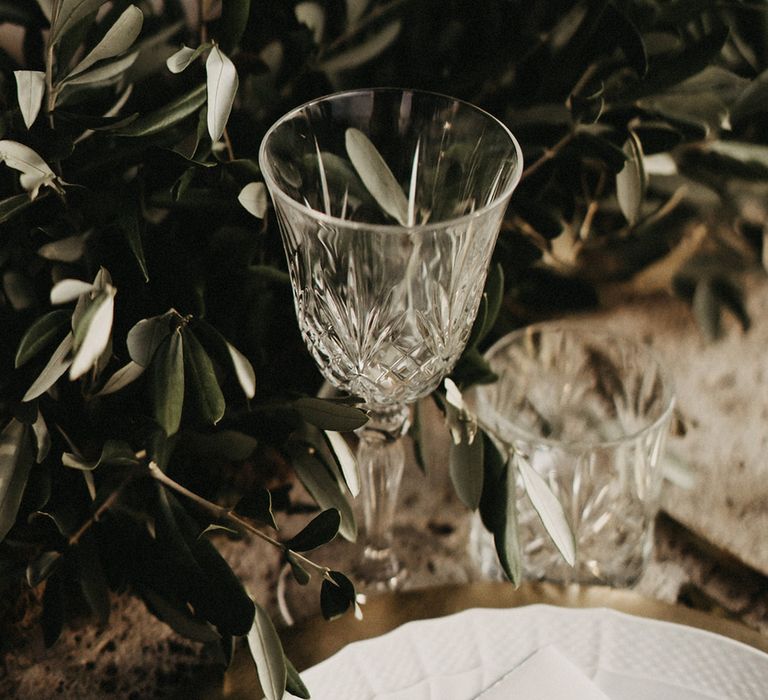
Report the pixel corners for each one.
[477,646,611,699]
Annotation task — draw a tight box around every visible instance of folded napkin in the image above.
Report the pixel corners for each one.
[477,646,610,700]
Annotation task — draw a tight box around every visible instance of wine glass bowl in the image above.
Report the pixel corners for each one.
[260,89,522,587]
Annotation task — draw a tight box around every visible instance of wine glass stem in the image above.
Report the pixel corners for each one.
[355,404,410,585]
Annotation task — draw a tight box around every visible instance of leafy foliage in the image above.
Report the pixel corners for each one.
[0,0,767,693]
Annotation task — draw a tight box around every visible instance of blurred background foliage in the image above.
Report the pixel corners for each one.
[1,0,767,690]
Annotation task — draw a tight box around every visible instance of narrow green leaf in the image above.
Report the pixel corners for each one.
[295,2,325,44]
[287,441,357,542]
[238,181,268,219]
[499,462,522,586]
[293,397,368,431]
[0,139,59,199]
[62,440,138,471]
[115,83,206,137]
[97,360,145,396]
[118,211,149,282]
[226,340,256,399]
[38,232,91,263]
[127,313,173,367]
[205,45,238,143]
[516,453,576,566]
[0,419,34,541]
[616,131,645,226]
[286,551,311,586]
[69,288,115,380]
[285,508,340,552]
[285,655,310,699]
[60,50,139,88]
[138,585,220,642]
[15,310,71,368]
[27,550,62,587]
[320,570,355,620]
[14,70,45,129]
[182,328,225,425]
[31,408,50,463]
[50,278,93,304]
[68,5,143,78]
[247,604,287,700]
[149,331,185,436]
[449,428,484,510]
[217,0,251,53]
[322,430,359,497]
[166,43,210,74]
[345,127,408,225]
[51,0,106,44]
[320,20,400,73]
[465,295,488,351]
[23,332,74,402]
[0,193,35,225]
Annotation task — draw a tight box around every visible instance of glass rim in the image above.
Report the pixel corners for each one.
[473,323,676,450]
[257,87,524,234]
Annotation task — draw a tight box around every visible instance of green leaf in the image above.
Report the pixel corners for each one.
[450,347,497,388]
[115,83,207,137]
[320,570,356,620]
[127,313,173,367]
[345,127,408,225]
[287,441,357,542]
[117,210,149,282]
[217,0,251,53]
[31,409,51,464]
[247,604,287,700]
[206,45,238,143]
[27,550,62,587]
[516,453,575,567]
[190,320,256,399]
[286,551,311,586]
[226,340,256,399]
[285,508,340,552]
[186,430,259,461]
[238,182,268,219]
[449,428,484,510]
[138,585,220,642]
[320,20,401,73]
[149,331,185,436]
[181,328,225,425]
[0,139,60,199]
[616,131,645,226]
[69,287,115,380]
[285,655,310,699]
[166,43,210,74]
[38,231,90,263]
[59,50,139,88]
[466,263,503,350]
[322,430,359,497]
[62,440,138,471]
[235,489,276,529]
[731,67,768,124]
[293,397,368,431]
[97,360,145,396]
[295,2,325,44]
[0,193,35,225]
[14,70,45,129]
[23,332,74,402]
[15,310,71,368]
[0,419,34,542]
[67,4,143,78]
[51,0,107,44]
[50,278,93,304]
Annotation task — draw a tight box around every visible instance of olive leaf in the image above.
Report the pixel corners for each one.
[285,655,310,699]
[323,430,359,497]
[166,43,210,74]
[345,127,409,225]
[320,20,401,73]
[15,310,71,368]
[14,70,45,129]
[515,453,576,567]
[205,45,238,143]
[238,182,268,219]
[50,279,94,304]
[50,0,107,45]
[449,426,484,510]
[286,441,357,542]
[295,2,325,44]
[346,0,368,27]
[293,397,368,431]
[616,130,646,226]
[693,279,721,341]
[23,332,74,402]
[226,340,256,399]
[181,328,225,425]
[62,440,138,471]
[320,570,356,620]
[38,231,91,263]
[67,5,143,78]
[0,193,35,225]
[285,508,341,552]
[149,331,185,436]
[31,408,51,463]
[60,51,139,89]
[0,140,63,199]
[0,419,35,542]
[286,551,311,585]
[235,489,276,529]
[116,83,206,137]
[127,313,173,367]
[217,0,251,52]
[27,550,62,587]
[246,604,287,700]
[69,286,116,380]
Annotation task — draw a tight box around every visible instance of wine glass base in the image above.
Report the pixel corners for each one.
[353,547,406,592]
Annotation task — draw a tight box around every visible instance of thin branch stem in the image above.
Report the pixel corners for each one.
[222,127,235,161]
[146,461,333,582]
[69,486,123,546]
[320,0,409,56]
[520,131,575,183]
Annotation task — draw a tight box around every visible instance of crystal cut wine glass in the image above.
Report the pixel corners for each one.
[259,88,522,588]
